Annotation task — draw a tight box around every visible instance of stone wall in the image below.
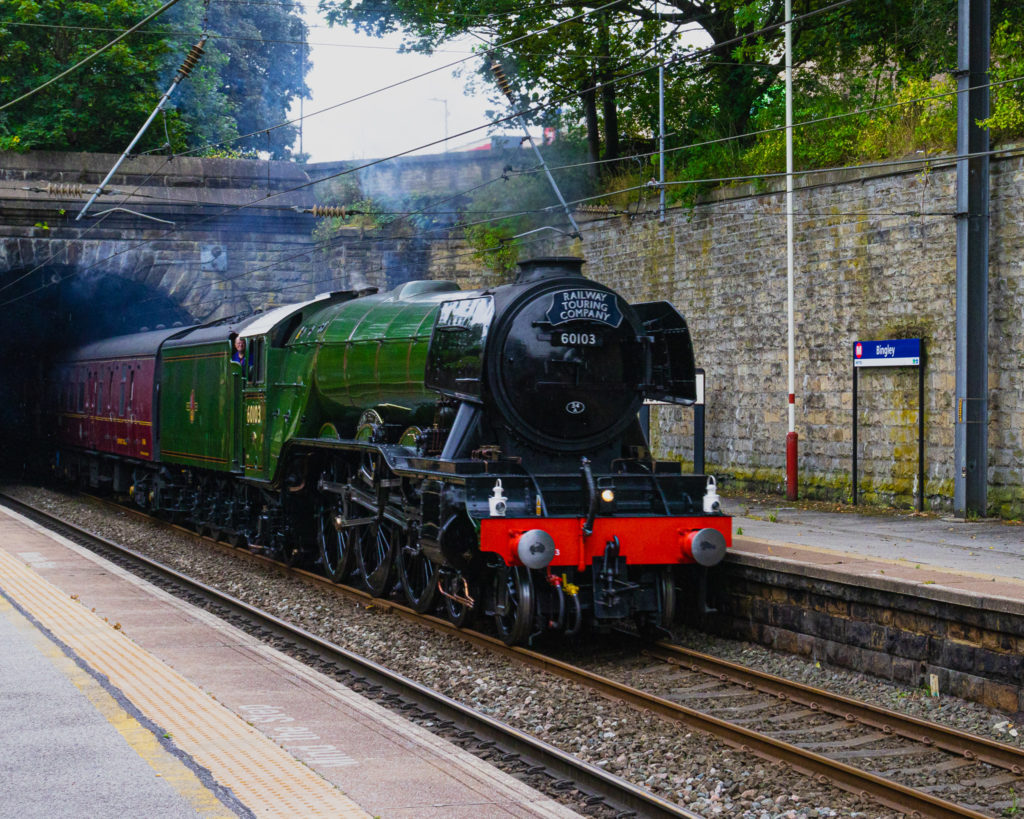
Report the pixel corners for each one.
[307,151,513,205]
[697,553,1024,713]
[524,156,1024,517]
[3,149,1021,515]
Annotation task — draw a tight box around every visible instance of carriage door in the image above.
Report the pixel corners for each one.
[243,336,268,478]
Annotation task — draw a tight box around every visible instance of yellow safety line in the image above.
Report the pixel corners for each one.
[0,595,234,818]
[0,548,369,818]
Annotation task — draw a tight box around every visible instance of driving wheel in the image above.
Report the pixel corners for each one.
[493,566,534,645]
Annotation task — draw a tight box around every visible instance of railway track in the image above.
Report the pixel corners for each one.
[0,491,695,819]
[10,488,1024,817]
[569,643,1024,818]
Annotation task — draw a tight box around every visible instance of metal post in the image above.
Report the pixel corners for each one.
[954,0,990,517]
[491,61,580,238]
[918,347,926,512]
[658,64,666,223]
[430,97,449,151]
[784,0,798,500]
[77,36,207,221]
[300,35,306,158]
[852,357,858,506]
[694,369,705,475]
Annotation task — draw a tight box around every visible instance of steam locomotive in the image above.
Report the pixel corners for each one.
[47,257,730,643]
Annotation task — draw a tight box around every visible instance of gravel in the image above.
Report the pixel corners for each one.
[7,482,1019,818]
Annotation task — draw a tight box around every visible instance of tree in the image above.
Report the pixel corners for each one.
[0,0,310,159]
[319,0,672,166]
[317,0,1004,171]
[171,0,311,158]
[0,0,179,152]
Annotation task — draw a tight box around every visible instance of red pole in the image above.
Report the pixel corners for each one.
[786,430,798,500]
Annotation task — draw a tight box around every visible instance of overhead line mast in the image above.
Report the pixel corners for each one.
[785,0,798,501]
[491,60,582,240]
[77,36,209,221]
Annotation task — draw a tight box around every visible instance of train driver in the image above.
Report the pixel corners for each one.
[230,333,246,368]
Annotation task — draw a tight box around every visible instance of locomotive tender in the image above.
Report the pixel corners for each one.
[49,257,730,643]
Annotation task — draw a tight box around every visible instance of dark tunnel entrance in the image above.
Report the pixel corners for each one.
[0,266,194,474]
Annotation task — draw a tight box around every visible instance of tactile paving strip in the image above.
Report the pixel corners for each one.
[0,547,369,818]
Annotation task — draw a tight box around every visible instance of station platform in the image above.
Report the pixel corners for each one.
[723,495,1024,607]
[0,505,579,819]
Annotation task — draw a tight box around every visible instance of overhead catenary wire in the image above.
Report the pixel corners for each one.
[0,0,188,112]
[6,67,1020,309]
[12,55,1019,240]
[0,0,983,306]
[77,128,1024,323]
[0,0,864,323]
[207,0,866,198]
[0,0,635,297]
[35,140,1024,320]
[121,175,971,320]
[15,63,1010,224]
[0,0,631,296]
[62,0,844,170]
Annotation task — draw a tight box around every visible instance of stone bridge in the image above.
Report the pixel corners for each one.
[0,148,511,332]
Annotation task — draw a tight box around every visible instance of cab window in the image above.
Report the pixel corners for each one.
[250,338,266,384]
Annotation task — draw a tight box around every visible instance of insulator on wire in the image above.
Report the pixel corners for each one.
[175,36,208,83]
[47,182,84,197]
[491,61,513,100]
[310,204,348,218]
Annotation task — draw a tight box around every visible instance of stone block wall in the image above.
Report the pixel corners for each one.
[529,156,1024,517]
[3,149,1021,515]
[701,555,1024,713]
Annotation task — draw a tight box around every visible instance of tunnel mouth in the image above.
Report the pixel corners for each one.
[0,266,193,472]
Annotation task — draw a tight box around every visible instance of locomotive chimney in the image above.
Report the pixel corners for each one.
[515,257,585,283]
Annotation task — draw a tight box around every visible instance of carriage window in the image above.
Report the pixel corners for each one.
[97,382,103,415]
[78,381,85,412]
[128,370,135,413]
[119,365,128,416]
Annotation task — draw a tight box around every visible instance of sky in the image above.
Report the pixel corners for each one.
[289,5,508,163]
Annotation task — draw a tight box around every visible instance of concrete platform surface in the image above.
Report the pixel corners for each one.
[0,592,242,819]
[0,505,580,819]
[723,495,1024,606]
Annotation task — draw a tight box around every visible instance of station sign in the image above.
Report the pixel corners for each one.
[853,338,921,368]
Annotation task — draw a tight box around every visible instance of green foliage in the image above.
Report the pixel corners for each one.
[318,0,1024,210]
[0,0,309,157]
[463,223,519,279]
[0,133,24,152]
[980,22,1024,140]
[309,173,392,240]
[0,0,179,153]
[855,75,957,159]
[196,145,259,160]
[181,0,310,158]
[457,135,596,273]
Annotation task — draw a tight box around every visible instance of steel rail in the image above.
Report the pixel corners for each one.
[647,642,1024,776]
[0,492,698,819]
[63,491,1003,817]
[455,641,993,819]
